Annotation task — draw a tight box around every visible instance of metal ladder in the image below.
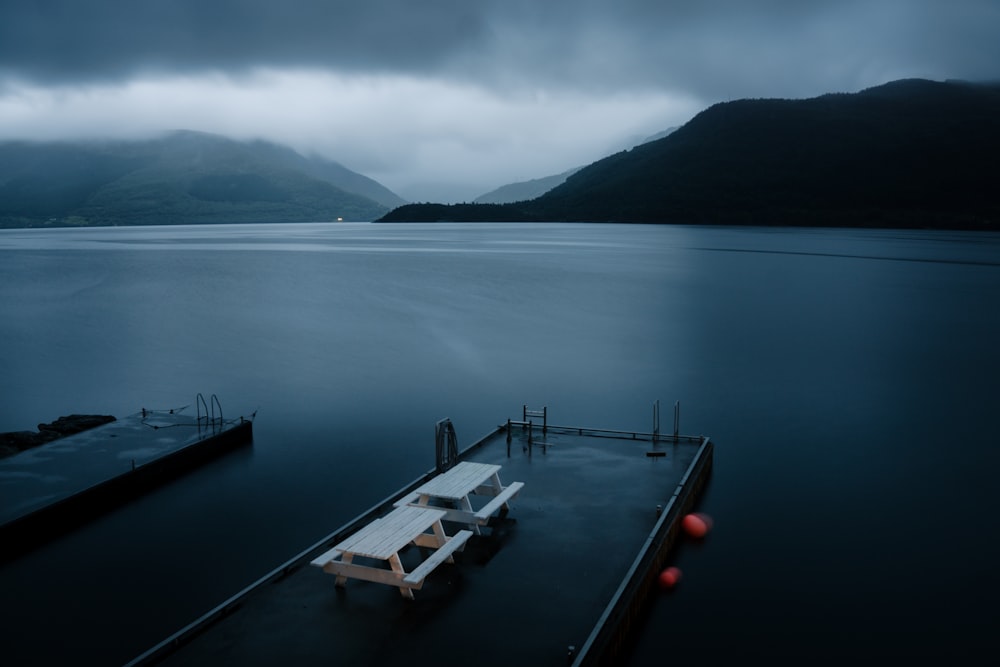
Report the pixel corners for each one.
[196,393,224,434]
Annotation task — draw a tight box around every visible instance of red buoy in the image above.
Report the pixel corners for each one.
[681,512,713,539]
[658,566,682,590]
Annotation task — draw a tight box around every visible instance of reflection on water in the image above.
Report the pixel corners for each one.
[0,223,998,665]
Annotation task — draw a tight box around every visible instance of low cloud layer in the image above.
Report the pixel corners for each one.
[2,1,998,201]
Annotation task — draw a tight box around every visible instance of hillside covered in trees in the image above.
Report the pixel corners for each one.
[379,79,1000,229]
[0,131,404,227]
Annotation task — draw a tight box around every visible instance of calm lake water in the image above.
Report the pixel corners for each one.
[1,222,998,665]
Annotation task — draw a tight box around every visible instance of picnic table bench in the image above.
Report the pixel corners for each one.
[310,505,473,599]
[394,461,524,534]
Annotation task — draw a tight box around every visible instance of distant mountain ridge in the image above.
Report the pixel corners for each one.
[0,131,406,227]
[473,167,583,204]
[380,79,1000,229]
[472,127,677,204]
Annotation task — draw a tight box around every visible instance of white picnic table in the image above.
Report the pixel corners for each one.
[310,505,473,599]
[394,461,524,534]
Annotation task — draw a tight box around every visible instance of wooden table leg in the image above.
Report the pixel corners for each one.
[388,553,414,599]
[335,553,353,588]
[459,496,481,535]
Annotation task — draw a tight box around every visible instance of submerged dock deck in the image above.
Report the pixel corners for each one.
[0,402,253,559]
[128,419,712,667]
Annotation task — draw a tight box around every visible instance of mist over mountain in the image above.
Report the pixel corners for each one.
[473,167,583,204]
[0,131,404,227]
[380,79,1000,230]
[472,128,678,205]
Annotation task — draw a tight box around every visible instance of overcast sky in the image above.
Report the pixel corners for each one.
[2,1,998,202]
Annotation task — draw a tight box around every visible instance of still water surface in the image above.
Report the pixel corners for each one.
[1,223,998,664]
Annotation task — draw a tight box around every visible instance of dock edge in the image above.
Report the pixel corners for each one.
[572,435,714,666]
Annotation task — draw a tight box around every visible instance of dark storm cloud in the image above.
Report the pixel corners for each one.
[3,0,999,99]
[3,0,999,201]
[0,0,489,82]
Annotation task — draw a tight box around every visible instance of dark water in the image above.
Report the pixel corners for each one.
[0,223,998,665]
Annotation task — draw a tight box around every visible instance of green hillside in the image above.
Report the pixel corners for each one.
[0,131,401,227]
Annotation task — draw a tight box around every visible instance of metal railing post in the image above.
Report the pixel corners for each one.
[211,394,223,430]
[196,393,208,433]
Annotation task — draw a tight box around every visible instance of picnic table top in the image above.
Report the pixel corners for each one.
[329,506,447,560]
[412,461,502,500]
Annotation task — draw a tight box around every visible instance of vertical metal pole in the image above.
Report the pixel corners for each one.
[653,400,660,438]
[213,394,223,428]
[196,393,208,434]
[673,401,680,437]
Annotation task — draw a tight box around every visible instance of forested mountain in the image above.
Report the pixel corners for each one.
[380,79,1000,229]
[0,131,404,227]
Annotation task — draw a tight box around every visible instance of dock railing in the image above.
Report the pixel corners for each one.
[505,401,701,457]
[505,405,549,455]
[652,399,681,440]
[523,405,547,434]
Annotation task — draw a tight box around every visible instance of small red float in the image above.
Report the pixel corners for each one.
[658,566,682,590]
[681,512,713,539]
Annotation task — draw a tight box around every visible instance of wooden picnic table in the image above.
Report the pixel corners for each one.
[310,505,472,599]
[394,461,524,534]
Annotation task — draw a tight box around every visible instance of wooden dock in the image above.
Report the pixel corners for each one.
[0,402,254,561]
[125,416,712,667]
